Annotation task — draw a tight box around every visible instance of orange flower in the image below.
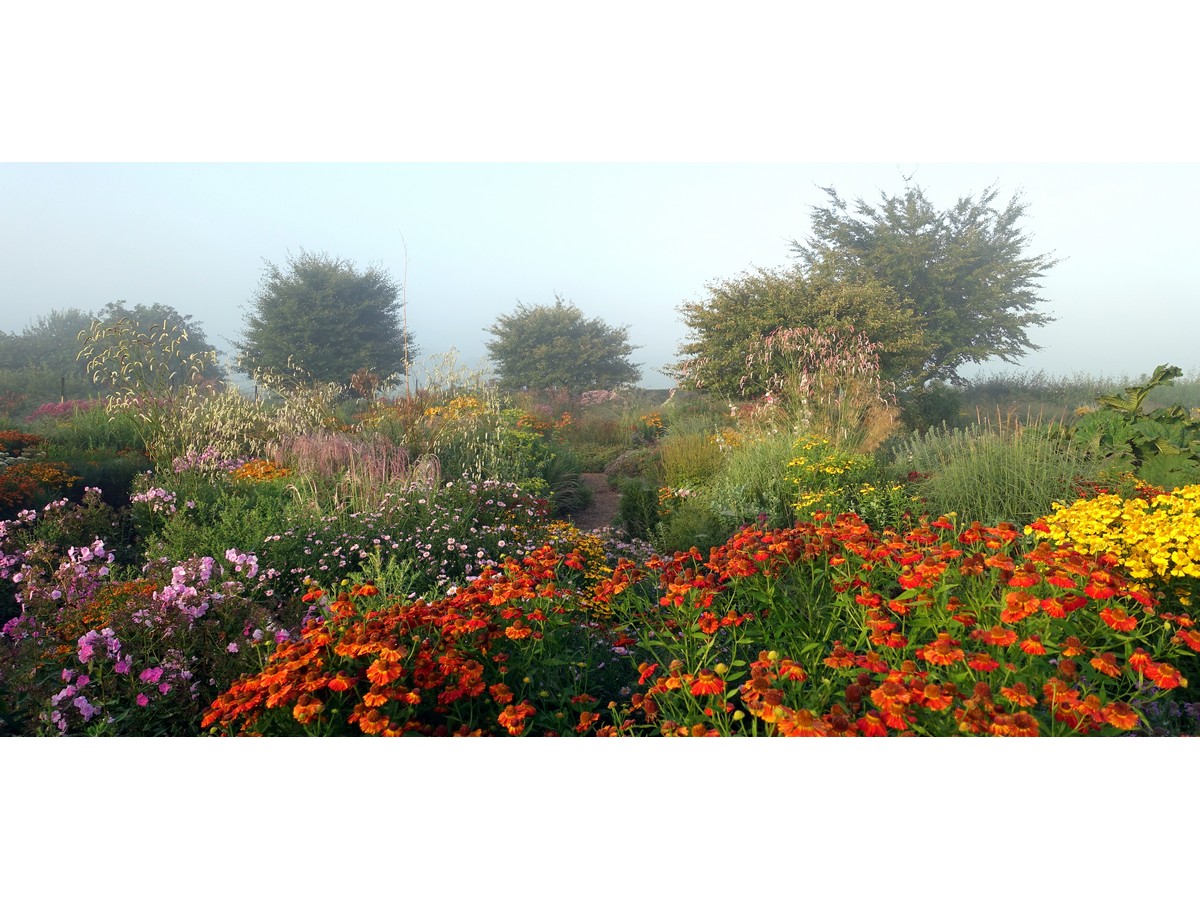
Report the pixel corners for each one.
[1000,590,1041,624]
[498,701,536,735]
[489,683,514,705]
[777,659,807,682]
[358,708,390,735]
[916,682,956,711]
[973,625,1018,647]
[637,662,659,685]
[776,708,831,737]
[999,683,1037,708]
[1145,662,1187,690]
[919,632,964,666]
[576,711,601,733]
[366,659,402,686]
[967,652,1000,672]
[697,612,721,635]
[1089,653,1122,678]
[1127,647,1153,674]
[505,623,533,640]
[327,672,355,692]
[689,669,726,697]
[1102,701,1140,730]
[856,711,888,736]
[1099,606,1137,632]
[291,693,325,724]
[1018,634,1046,656]
[1059,635,1087,657]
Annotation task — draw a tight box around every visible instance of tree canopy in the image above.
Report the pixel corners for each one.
[675,179,1058,397]
[235,250,415,385]
[674,264,925,397]
[485,296,641,394]
[793,180,1058,387]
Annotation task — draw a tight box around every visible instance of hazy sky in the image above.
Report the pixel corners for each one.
[2,162,1198,388]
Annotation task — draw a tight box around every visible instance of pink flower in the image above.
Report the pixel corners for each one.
[158,683,171,695]
[226,642,239,653]
[136,693,149,707]
[139,666,164,684]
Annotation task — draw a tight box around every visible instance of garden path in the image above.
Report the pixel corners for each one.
[565,473,620,531]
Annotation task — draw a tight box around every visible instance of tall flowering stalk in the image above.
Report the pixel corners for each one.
[739,325,897,450]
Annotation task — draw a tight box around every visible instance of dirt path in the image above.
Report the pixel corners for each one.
[565,473,620,531]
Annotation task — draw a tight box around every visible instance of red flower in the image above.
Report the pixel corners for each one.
[856,712,888,736]
[1098,606,1137,632]
[1059,635,1087,657]
[1127,647,1153,674]
[689,669,726,697]
[637,662,659,685]
[973,625,1018,647]
[919,632,964,666]
[1102,701,1140,730]
[999,682,1037,708]
[967,652,1000,672]
[1018,634,1046,656]
[1145,662,1187,690]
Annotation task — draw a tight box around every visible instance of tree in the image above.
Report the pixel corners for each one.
[793,179,1058,387]
[235,250,416,385]
[673,265,926,397]
[485,296,641,393]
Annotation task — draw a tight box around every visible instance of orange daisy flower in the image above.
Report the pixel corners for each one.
[1059,635,1087,657]
[1127,647,1153,674]
[919,632,964,666]
[1145,662,1187,690]
[967,652,1000,672]
[366,659,402,687]
[1102,701,1140,730]
[999,682,1037,708]
[856,711,888,736]
[1089,652,1122,678]
[689,669,726,697]
[1099,606,1137,632]
[489,683,514,705]
[1018,634,1046,655]
[973,625,1018,647]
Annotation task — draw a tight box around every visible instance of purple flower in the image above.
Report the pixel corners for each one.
[113,656,132,675]
[73,695,98,721]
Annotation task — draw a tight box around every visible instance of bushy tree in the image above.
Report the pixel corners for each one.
[674,265,925,397]
[485,295,641,393]
[793,179,1058,387]
[1,308,96,375]
[235,250,416,385]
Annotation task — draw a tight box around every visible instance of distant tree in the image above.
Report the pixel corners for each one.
[793,179,1058,387]
[235,250,415,385]
[485,296,641,394]
[3,308,96,375]
[674,265,926,397]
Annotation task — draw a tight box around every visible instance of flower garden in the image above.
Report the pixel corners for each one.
[2,341,1199,738]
